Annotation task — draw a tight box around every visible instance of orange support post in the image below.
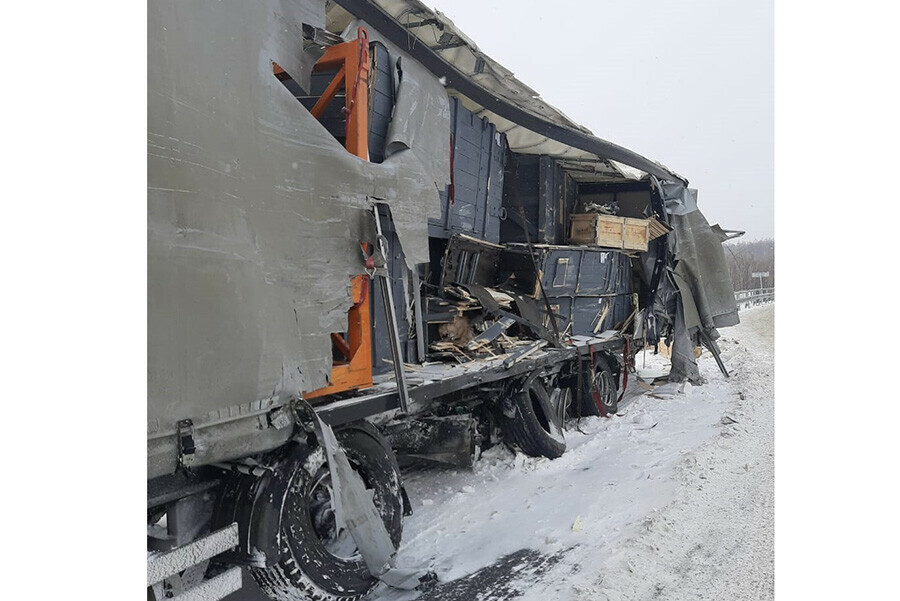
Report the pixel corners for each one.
[309,66,347,120]
[305,275,372,400]
[309,26,369,160]
[305,27,374,400]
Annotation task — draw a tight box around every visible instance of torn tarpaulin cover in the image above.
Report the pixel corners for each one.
[644,178,739,383]
[147,0,449,477]
[304,403,436,590]
[670,209,741,332]
[360,16,452,271]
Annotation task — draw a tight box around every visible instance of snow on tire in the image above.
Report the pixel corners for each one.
[251,422,403,601]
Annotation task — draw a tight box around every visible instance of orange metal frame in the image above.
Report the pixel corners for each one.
[305,28,373,400]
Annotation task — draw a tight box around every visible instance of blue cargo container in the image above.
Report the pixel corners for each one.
[428,97,507,244]
[500,244,633,336]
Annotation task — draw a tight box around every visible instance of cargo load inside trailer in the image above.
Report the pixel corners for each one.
[147,1,740,600]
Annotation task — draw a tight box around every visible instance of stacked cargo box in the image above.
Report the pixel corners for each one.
[500,245,633,337]
[376,97,644,362]
[500,154,578,246]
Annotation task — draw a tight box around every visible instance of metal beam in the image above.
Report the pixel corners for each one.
[316,337,623,426]
[333,0,688,186]
[578,181,652,195]
[433,40,467,51]
[404,17,441,29]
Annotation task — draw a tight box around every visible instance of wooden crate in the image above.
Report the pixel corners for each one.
[569,214,649,251]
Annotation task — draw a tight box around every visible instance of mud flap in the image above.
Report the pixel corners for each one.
[295,400,436,591]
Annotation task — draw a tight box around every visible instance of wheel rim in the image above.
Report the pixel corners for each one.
[593,368,614,411]
[269,431,403,597]
[527,380,565,440]
[305,454,385,563]
[307,470,363,561]
[548,385,569,427]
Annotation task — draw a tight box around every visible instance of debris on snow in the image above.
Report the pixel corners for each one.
[358,306,774,601]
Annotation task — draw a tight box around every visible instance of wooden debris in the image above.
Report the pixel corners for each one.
[592,301,611,334]
[502,340,548,368]
[465,316,516,351]
[485,287,514,308]
[647,217,672,241]
[617,307,637,334]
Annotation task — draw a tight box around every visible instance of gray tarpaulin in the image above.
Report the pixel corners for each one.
[670,299,701,384]
[670,209,740,331]
[309,407,431,589]
[660,180,699,215]
[646,179,739,383]
[148,0,450,477]
[346,18,452,271]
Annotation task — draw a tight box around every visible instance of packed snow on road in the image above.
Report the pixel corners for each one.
[236,304,774,601]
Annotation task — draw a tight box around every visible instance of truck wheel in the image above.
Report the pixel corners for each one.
[502,378,566,459]
[578,355,618,417]
[252,423,403,601]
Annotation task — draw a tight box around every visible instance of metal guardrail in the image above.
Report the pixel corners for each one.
[734,287,774,306]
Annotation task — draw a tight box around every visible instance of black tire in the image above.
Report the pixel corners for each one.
[252,422,403,601]
[501,378,566,459]
[577,355,619,417]
[367,41,394,163]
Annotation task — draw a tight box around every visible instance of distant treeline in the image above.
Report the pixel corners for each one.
[723,238,774,291]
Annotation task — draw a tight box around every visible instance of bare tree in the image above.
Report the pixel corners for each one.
[723,239,774,291]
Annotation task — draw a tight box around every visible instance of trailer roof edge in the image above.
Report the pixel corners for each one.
[332,0,688,186]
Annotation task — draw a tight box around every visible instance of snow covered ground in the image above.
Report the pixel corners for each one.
[234,304,774,601]
[381,303,774,601]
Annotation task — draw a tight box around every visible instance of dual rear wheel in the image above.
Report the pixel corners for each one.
[577,355,619,417]
[501,354,619,459]
[228,356,621,600]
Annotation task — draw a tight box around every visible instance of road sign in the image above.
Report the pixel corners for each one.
[751,272,770,278]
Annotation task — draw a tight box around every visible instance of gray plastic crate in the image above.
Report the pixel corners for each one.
[500,245,633,336]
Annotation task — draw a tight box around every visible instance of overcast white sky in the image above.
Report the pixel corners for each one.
[429,0,774,241]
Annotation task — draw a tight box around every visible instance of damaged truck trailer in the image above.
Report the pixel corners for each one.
[147,1,739,599]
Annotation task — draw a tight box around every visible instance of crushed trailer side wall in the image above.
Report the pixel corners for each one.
[147,0,450,478]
